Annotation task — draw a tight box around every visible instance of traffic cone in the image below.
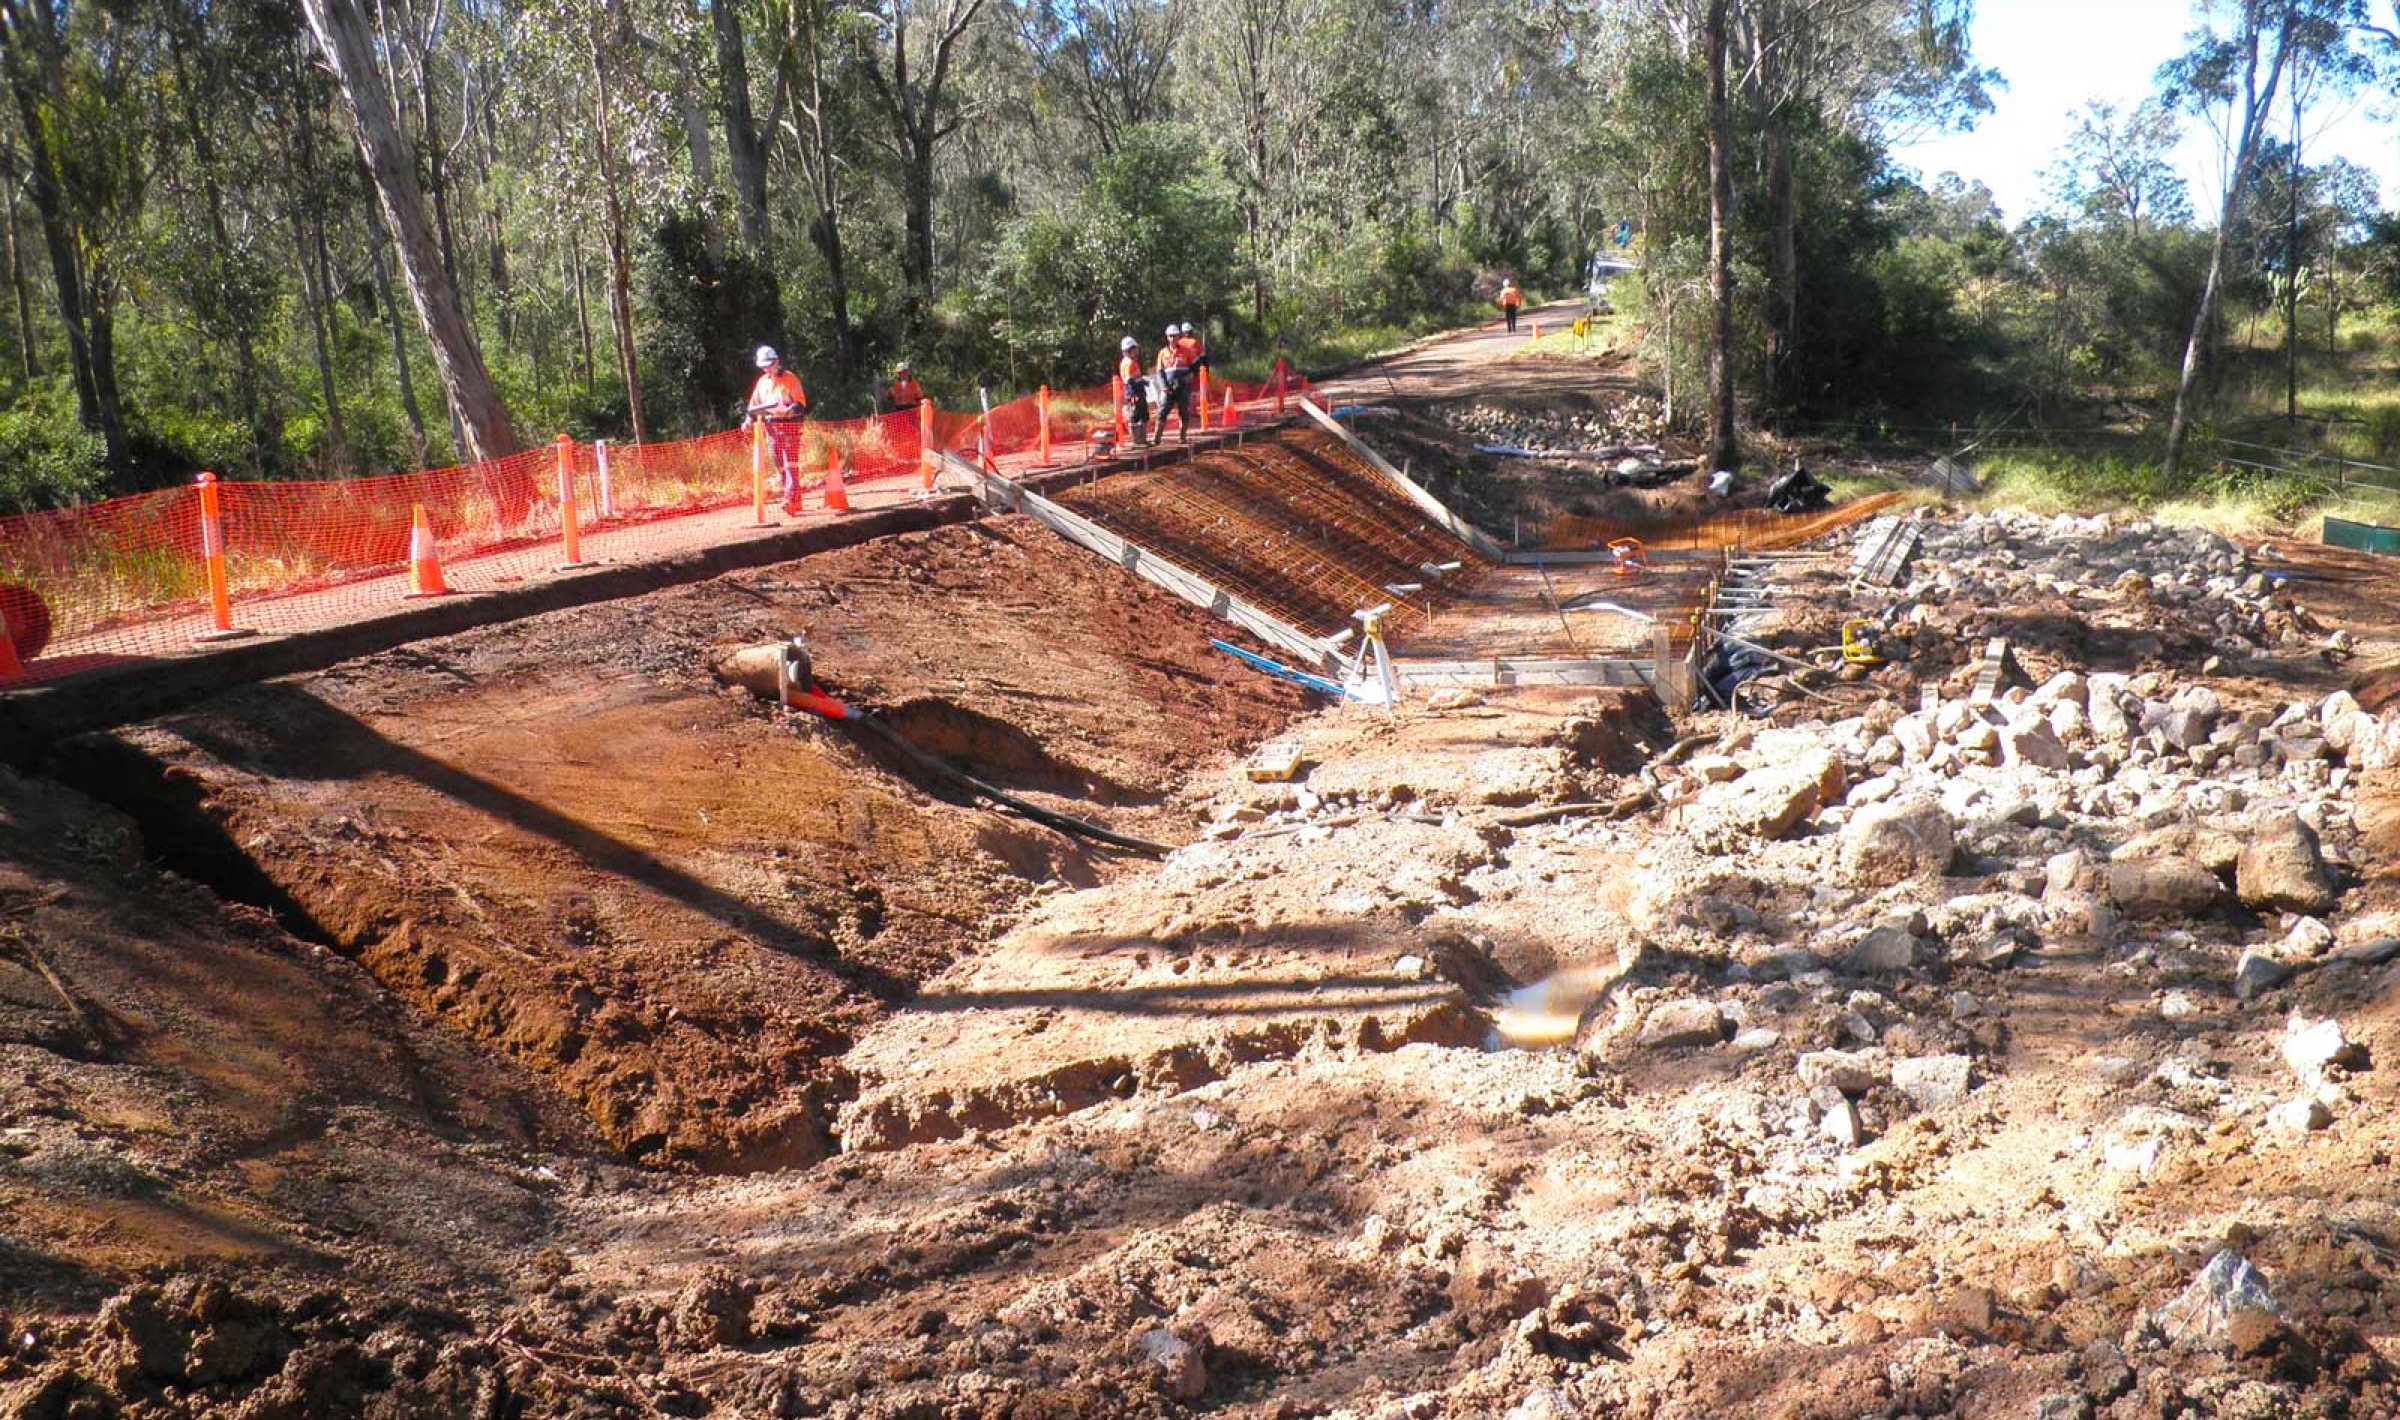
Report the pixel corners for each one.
[1532,319,1542,342]
[0,604,22,681]
[405,504,449,597]
[822,454,850,514]
[1221,386,1239,428]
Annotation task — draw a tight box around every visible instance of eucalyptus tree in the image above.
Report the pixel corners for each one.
[0,0,146,470]
[856,0,987,335]
[300,0,516,462]
[2157,0,2369,475]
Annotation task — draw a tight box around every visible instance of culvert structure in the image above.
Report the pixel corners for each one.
[961,405,1724,699]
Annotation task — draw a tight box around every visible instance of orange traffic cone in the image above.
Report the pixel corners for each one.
[1221,387,1239,428]
[0,604,22,681]
[405,505,449,597]
[822,455,850,514]
[1532,319,1542,342]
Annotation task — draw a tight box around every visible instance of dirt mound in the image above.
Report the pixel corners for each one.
[47,521,1303,1175]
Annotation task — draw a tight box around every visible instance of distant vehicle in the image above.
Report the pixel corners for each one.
[1585,255,1637,314]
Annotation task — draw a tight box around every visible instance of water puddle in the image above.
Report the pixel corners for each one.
[1485,965,1619,1050]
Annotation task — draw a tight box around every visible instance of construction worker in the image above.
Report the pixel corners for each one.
[1498,277,1523,333]
[887,362,924,413]
[1154,322,1199,445]
[1117,336,1152,445]
[745,344,808,514]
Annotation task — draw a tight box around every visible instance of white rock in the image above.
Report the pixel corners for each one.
[2282,917,2334,959]
[1796,1049,1878,1096]
[1135,1328,1207,1400]
[1892,1054,1973,1111]
[2263,1097,2331,1136]
[2282,1016,2357,1081]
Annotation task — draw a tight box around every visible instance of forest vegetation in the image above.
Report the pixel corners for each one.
[0,0,2394,514]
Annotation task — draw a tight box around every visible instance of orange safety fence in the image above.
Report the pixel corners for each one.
[1538,492,1903,559]
[0,361,1312,689]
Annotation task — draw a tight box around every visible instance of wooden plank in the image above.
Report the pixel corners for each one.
[1296,398,1511,564]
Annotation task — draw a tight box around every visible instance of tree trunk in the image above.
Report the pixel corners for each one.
[588,15,647,446]
[170,27,270,473]
[789,1,854,373]
[2,176,32,382]
[1703,0,1737,472]
[291,71,350,471]
[2165,4,2290,480]
[569,228,595,394]
[302,0,514,465]
[2282,79,2299,429]
[712,0,771,253]
[364,194,432,468]
[0,3,126,469]
[900,143,936,333]
[1764,111,1799,408]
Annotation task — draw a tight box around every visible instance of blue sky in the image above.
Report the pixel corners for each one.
[1887,0,2399,223]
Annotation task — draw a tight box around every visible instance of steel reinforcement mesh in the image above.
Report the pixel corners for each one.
[0,365,1311,687]
[1052,430,1491,642]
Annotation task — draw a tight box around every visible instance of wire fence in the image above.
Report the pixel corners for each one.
[0,364,1309,688]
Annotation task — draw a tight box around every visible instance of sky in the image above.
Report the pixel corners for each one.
[1887,0,2400,224]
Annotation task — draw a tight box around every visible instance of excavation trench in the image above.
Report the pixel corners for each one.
[41,522,1313,1174]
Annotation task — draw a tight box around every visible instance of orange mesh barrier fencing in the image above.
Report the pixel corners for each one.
[1538,491,1902,558]
[0,361,1315,689]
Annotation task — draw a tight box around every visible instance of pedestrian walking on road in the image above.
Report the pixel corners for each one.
[744,344,809,515]
[1498,278,1523,333]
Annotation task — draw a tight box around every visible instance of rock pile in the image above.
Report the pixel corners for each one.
[1438,397,1668,451]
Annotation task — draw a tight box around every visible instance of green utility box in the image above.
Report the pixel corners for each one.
[2324,515,2400,557]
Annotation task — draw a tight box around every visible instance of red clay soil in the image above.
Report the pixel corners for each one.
[53,520,1305,1175]
[0,764,586,1308]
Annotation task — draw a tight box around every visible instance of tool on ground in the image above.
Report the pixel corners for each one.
[728,638,1171,858]
[1607,537,1647,577]
[1342,604,1399,707]
[1840,618,1883,666]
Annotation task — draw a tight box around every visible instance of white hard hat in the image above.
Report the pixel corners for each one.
[1120,336,1138,351]
[1164,323,1178,337]
[754,345,778,368]
[895,361,910,373]
[1179,322,1196,336]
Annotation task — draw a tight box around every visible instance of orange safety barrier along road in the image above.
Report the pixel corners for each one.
[0,363,1310,689]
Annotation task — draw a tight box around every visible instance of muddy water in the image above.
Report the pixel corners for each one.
[1486,965,1618,1050]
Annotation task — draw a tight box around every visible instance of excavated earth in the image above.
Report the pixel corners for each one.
[9,340,2400,1419]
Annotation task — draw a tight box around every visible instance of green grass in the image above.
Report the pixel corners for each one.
[1211,304,1491,384]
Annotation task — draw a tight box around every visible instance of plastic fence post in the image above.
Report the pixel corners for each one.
[977,386,993,472]
[1113,377,1129,445]
[191,472,245,642]
[751,421,770,525]
[1198,368,1211,431]
[1038,385,1052,466]
[1276,360,1288,416]
[596,438,614,520]
[555,435,585,568]
[919,400,936,491]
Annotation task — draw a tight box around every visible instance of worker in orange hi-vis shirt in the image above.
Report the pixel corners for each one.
[1153,322,1200,446]
[744,344,808,514]
[1498,277,1522,333]
[886,361,924,412]
[1116,335,1152,445]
